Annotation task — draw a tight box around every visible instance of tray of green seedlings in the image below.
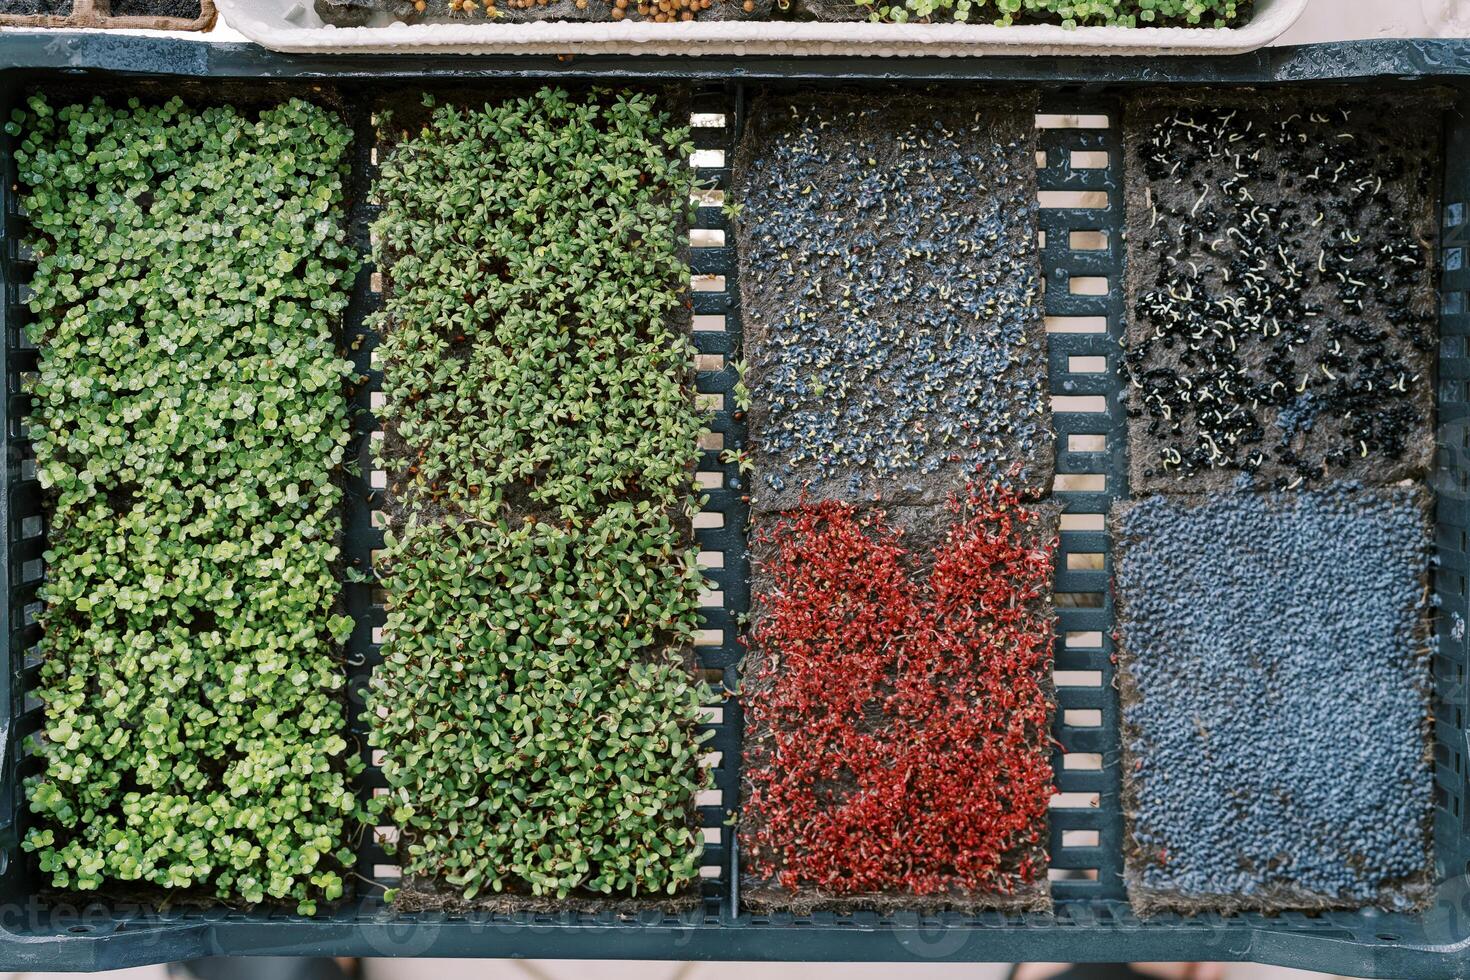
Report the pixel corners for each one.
[365,86,716,914]
[2,44,1470,979]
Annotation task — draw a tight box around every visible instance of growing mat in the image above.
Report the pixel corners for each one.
[1122,93,1442,494]
[366,88,712,912]
[13,94,360,913]
[735,92,1051,514]
[1113,486,1435,914]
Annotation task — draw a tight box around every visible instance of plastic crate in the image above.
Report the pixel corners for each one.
[0,33,1469,978]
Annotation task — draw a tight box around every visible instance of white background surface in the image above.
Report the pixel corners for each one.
[1274,0,1470,43]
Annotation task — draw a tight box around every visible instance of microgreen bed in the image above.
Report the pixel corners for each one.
[736,93,1050,512]
[1,53,1469,977]
[741,485,1057,910]
[311,0,1252,28]
[370,89,705,525]
[371,507,709,904]
[1112,89,1441,922]
[1121,93,1441,494]
[1113,487,1434,914]
[367,88,712,906]
[736,92,1060,911]
[11,93,360,913]
[862,0,1251,25]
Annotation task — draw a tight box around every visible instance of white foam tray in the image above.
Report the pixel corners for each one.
[216,0,1309,57]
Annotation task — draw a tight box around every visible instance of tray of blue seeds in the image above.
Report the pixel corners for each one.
[1112,486,1436,915]
[734,92,1052,514]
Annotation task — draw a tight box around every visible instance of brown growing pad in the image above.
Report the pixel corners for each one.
[0,0,214,29]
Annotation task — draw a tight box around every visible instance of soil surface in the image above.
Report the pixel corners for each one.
[0,0,72,13]
[107,0,200,16]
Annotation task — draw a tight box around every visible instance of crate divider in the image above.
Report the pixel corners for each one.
[1037,96,1127,902]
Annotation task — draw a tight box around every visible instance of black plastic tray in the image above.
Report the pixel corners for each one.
[1,35,1469,978]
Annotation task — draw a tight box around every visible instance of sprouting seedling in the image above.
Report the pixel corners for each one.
[364,89,712,906]
[731,357,752,412]
[344,565,377,584]
[721,448,754,476]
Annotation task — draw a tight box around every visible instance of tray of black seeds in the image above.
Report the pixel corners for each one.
[1121,92,1443,494]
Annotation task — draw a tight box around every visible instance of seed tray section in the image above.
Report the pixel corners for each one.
[0,54,1468,979]
[271,84,749,913]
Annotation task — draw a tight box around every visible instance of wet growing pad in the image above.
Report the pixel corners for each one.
[741,484,1057,912]
[368,88,711,908]
[0,0,71,13]
[12,95,360,912]
[1122,93,1442,493]
[1113,486,1435,913]
[735,93,1051,513]
[108,0,201,16]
